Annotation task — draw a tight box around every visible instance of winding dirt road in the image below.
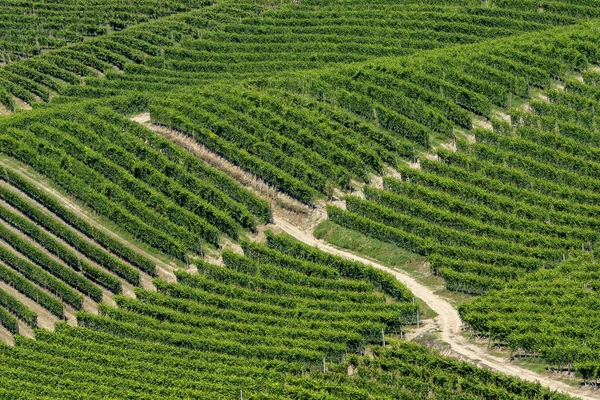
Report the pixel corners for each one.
[135,115,599,399]
[272,215,599,400]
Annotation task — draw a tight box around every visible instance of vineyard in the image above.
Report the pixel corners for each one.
[0,231,572,399]
[0,0,599,398]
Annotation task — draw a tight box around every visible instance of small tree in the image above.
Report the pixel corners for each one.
[325,180,335,201]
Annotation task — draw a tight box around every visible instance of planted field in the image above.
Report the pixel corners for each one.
[0,0,598,398]
[0,233,571,399]
[0,163,160,331]
[0,0,212,64]
[459,256,600,383]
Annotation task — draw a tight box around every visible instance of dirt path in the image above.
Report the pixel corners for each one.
[272,214,599,400]
[133,114,308,214]
[1,114,585,395]
[144,115,597,399]
[0,325,13,345]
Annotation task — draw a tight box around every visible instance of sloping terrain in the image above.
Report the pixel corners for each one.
[0,0,599,398]
[0,233,572,399]
[0,0,213,63]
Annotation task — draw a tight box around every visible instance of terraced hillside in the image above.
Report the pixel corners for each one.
[0,100,271,258]
[459,255,600,382]
[0,0,599,398]
[0,0,591,110]
[0,0,213,64]
[0,233,571,399]
[317,28,600,380]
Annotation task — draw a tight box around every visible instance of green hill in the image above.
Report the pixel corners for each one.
[0,0,598,396]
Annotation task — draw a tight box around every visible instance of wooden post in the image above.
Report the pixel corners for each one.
[184,254,189,268]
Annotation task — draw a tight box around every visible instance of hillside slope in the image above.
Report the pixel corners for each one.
[0,0,599,398]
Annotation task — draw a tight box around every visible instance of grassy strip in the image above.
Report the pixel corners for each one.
[314,219,424,269]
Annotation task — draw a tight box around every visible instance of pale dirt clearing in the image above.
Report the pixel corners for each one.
[0,104,12,116]
[494,109,512,122]
[439,138,457,152]
[423,152,439,162]
[13,96,32,111]
[0,325,14,345]
[406,158,422,170]
[384,166,403,180]
[473,116,493,130]
[16,320,34,339]
[369,174,384,189]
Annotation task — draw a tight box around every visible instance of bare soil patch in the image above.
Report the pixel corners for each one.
[0,325,14,345]
[13,96,32,111]
[0,104,12,116]
[439,137,457,152]
[473,116,492,130]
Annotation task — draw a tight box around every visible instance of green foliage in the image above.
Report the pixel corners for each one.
[265,230,415,302]
[0,288,37,328]
[0,263,64,318]
[0,170,156,276]
[0,203,124,293]
[0,306,18,334]
[0,244,83,309]
[0,0,598,392]
[0,225,567,398]
[0,221,103,302]
[460,257,600,377]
